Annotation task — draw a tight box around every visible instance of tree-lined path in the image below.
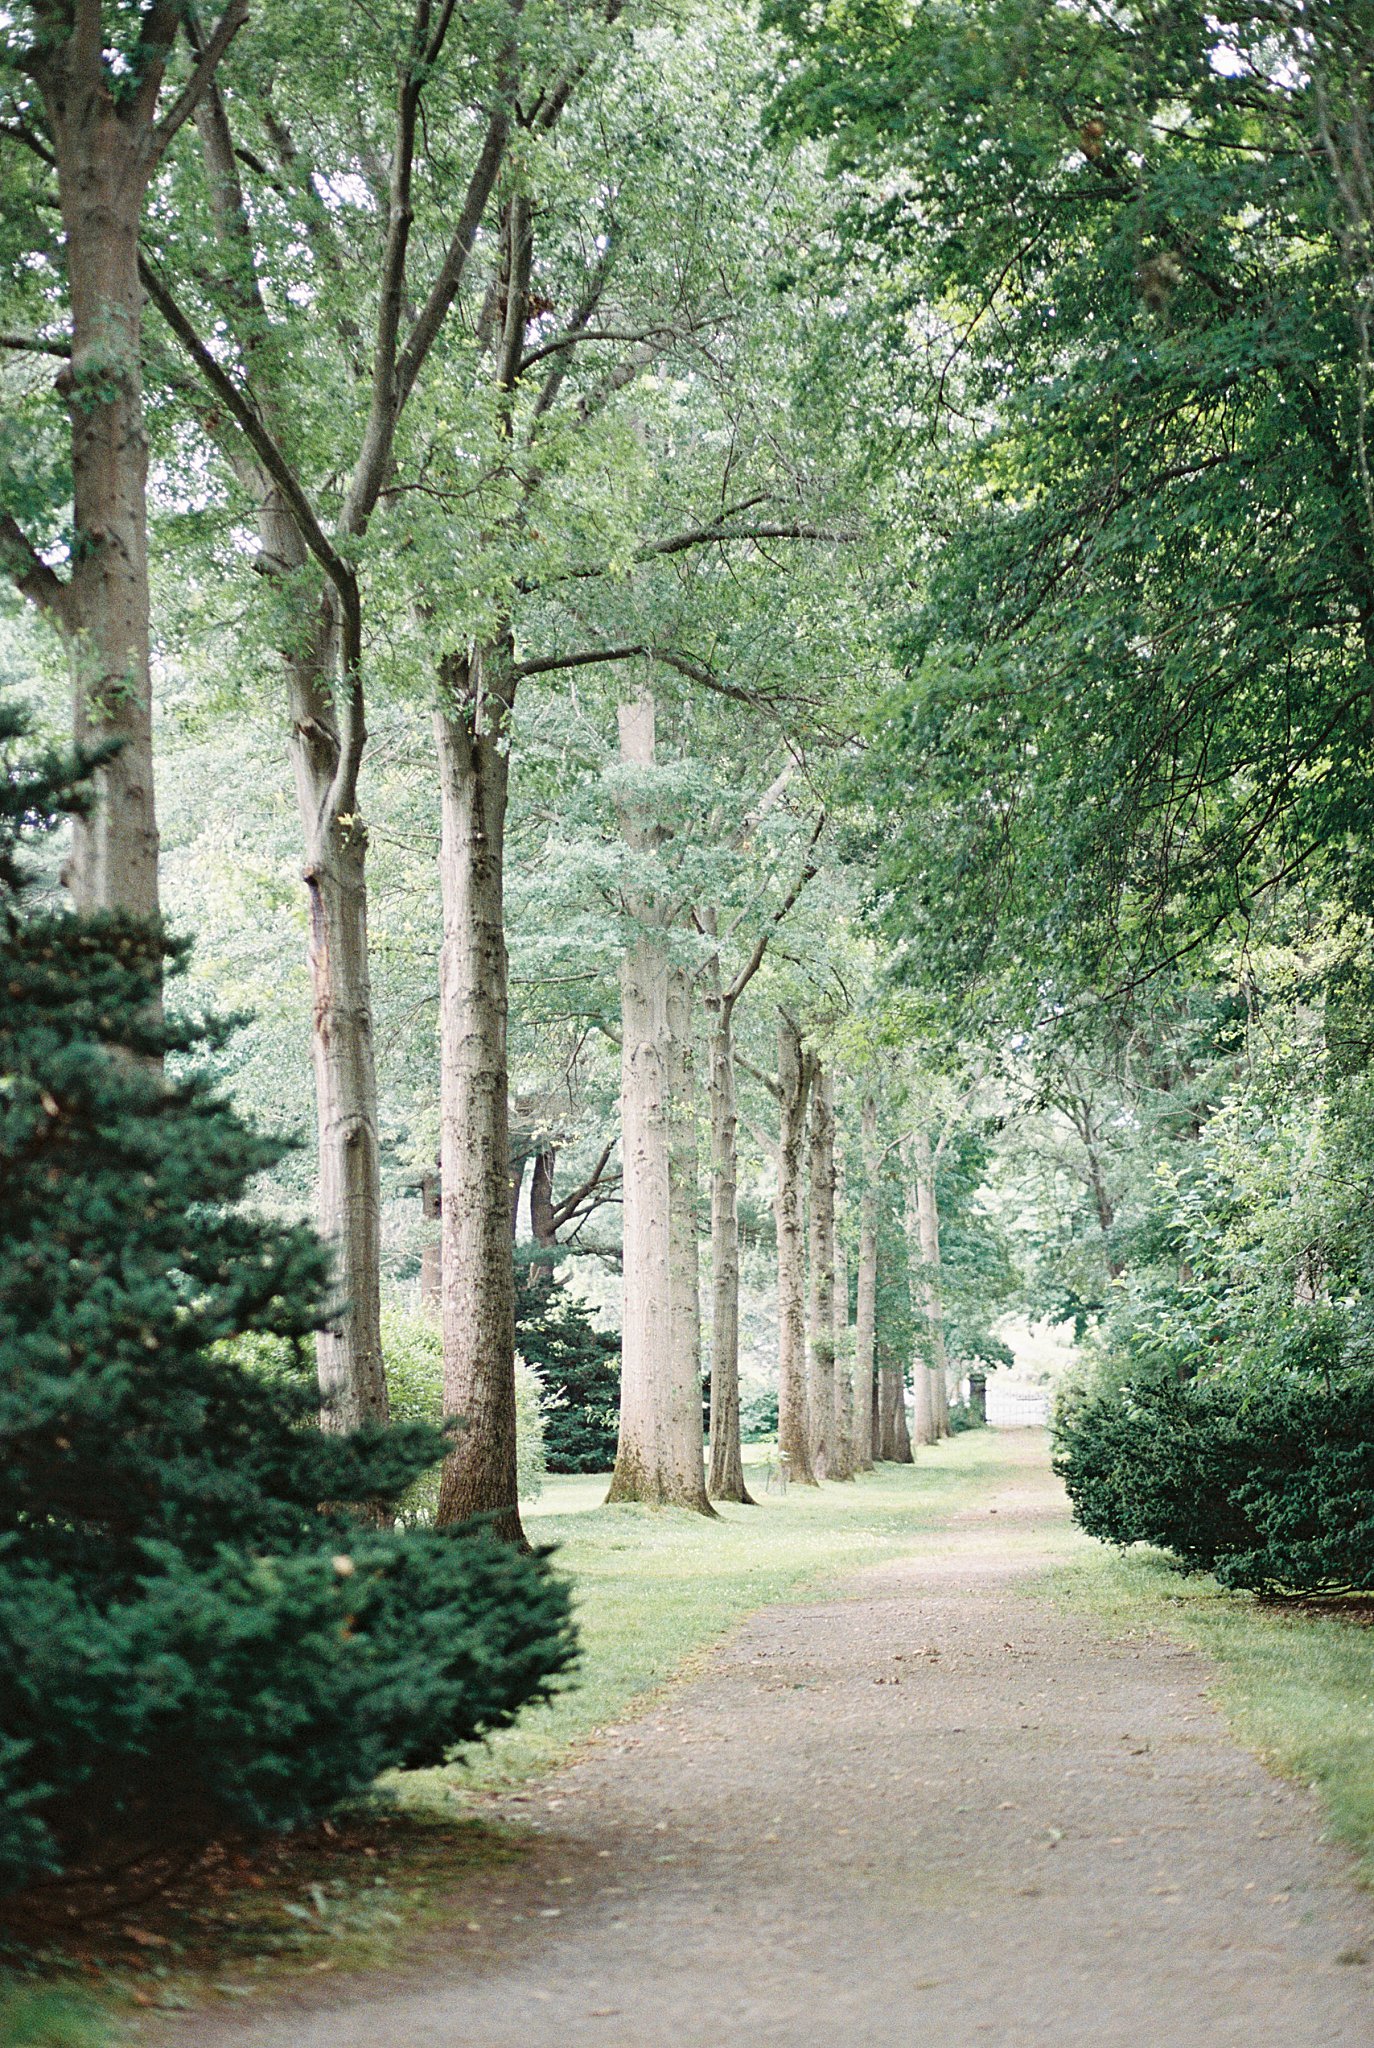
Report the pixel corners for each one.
[181,1433,1374,2048]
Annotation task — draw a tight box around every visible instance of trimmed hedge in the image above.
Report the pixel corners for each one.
[1053,1367,1374,1594]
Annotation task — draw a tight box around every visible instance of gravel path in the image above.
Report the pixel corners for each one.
[186,1432,1374,2048]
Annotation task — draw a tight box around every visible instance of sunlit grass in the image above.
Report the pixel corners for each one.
[404,1432,1016,1805]
[1043,1544,1374,1881]
[0,1984,113,2048]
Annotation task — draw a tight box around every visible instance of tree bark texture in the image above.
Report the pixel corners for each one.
[830,1140,857,1479]
[853,1093,879,1472]
[22,36,170,917]
[280,595,387,1429]
[608,691,713,1511]
[807,1061,837,1478]
[775,1011,816,1484]
[667,962,706,1481]
[915,1126,952,1437]
[706,973,753,1502]
[432,649,524,1543]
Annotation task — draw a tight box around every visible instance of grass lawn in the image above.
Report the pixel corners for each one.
[1041,1542,1374,1883]
[402,1432,1013,1806]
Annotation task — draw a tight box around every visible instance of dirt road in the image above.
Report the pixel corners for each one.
[185,1434,1374,2047]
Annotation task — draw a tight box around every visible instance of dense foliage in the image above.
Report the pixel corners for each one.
[1054,1361,1374,1596]
[0,706,575,1891]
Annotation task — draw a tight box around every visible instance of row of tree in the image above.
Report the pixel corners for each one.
[4,0,1005,1546]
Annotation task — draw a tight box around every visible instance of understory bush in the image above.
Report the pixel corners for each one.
[738,1377,779,1443]
[0,706,575,1893]
[1054,1345,1374,1594]
[383,1307,547,1516]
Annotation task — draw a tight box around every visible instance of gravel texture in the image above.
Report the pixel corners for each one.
[179,1433,1374,2047]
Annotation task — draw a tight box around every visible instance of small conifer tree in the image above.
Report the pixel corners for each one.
[516,1279,622,1474]
[0,703,575,1890]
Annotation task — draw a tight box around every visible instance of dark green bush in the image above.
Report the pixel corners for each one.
[1054,1357,1374,1593]
[0,704,576,1892]
[515,1279,621,1473]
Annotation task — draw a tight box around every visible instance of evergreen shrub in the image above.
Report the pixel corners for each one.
[1053,1353,1374,1593]
[514,1279,621,1473]
[0,706,576,1892]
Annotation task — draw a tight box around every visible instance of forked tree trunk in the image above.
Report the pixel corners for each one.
[432,648,524,1543]
[775,1011,816,1485]
[830,1143,856,1479]
[903,1135,941,1446]
[608,691,713,1512]
[706,972,754,1502]
[807,1061,836,1479]
[178,93,385,1428]
[915,1126,952,1438]
[853,1093,879,1473]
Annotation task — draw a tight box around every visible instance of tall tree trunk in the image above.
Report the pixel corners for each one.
[287,606,388,1429]
[667,963,706,1484]
[608,690,713,1512]
[875,1360,899,1459]
[432,647,524,1543]
[807,1061,836,1479]
[420,1167,442,1310]
[853,1093,879,1473]
[706,971,754,1503]
[915,1126,952,1437]
[60,170,159,918]
[892,1366,915,1461]
[16,25,226,920]
[775,1010,816,1485]
[902,1139,940,1446]
[830,1140,856,1479]
[528,1143,558,1287]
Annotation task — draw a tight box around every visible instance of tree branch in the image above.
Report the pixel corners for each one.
[138,254,360,653]
[723,814,825,1007]
[736,1053,782,1102]
[519,321,699,374]
[510,641,772,707]
[146,0,249,172]
[550,1137,618,1230]
[0,513,69,626]
[0,332,69,357]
